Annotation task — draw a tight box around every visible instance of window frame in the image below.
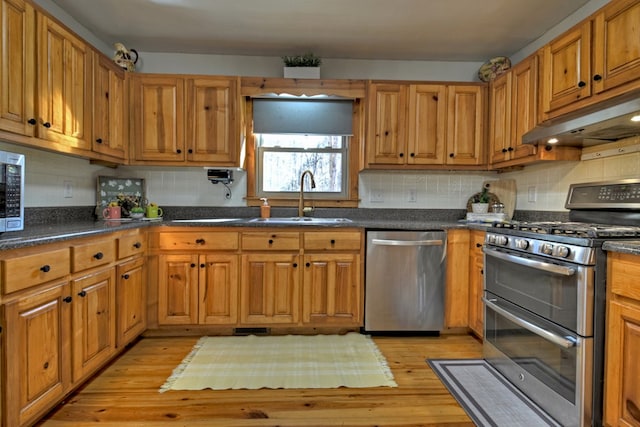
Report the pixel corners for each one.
[255,134,350,200]
[244,96,363,208]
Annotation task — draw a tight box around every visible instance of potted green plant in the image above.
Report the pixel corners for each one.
[471,186,490,213]
[282,52,322,79]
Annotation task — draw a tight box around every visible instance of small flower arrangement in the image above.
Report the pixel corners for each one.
[282,52,322,67]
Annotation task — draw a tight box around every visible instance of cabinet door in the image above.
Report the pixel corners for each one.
[302,253,361,326]
[130,74,185,161]
[467,231,484,337]
[0,0,35,136]
[488,73,512,164]
[541,21,592,113]
[241,253,300,324]
[510,55,538,160]
[4,281,71,427]
[407,84,446,165]
[446,85,484,165]
[92,52,126,160]
[37,14,91,150]
[604,300,640,427]
[157,254,198,325]
[199,253,239,324]
[445,229,469,328]
[366,83,407,165]
[116,257,146,347]
[71,268,116,383]
[593,0,640,94]
[186,77,238,164]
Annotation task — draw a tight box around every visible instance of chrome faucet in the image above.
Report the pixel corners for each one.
[298,170,316,217]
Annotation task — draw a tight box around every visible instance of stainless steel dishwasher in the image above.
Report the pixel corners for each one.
[364,230,446,332]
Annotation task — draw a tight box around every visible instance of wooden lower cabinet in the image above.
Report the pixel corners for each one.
[604,252,640,427]
[302,253,361,326]
[116,257,147,347]
[157,253,239,325]
[157,254,199,325]
[445,229,470,328]
[240,253,300,325]
[199,254,239,324]
[4,281,71,427]
[70,268,117,383]
[468,230,485,338]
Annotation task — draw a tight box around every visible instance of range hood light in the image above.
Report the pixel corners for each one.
[547,137,559,144]
[631,115,640,122]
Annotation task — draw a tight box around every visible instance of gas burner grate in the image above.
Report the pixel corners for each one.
[490,221,640,238]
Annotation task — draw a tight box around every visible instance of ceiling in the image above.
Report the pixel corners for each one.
[50,0,592,62]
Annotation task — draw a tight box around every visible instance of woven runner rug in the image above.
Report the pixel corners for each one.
[428,359,562,427]
[160,333,397,392]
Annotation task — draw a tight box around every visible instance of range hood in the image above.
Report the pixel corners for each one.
[522,96,640,148]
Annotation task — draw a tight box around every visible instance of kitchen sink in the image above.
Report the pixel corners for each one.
[171,218,244,223]
[248,217,352,224]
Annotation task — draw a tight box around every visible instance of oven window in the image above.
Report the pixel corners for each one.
[486,303,577,403]
[484,249,592,333]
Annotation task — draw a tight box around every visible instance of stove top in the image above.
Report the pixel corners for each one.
[492,221,640,238]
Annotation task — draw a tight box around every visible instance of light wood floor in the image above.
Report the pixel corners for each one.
[36,334,483,427]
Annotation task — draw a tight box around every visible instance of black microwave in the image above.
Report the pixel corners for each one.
[0,150,24,232]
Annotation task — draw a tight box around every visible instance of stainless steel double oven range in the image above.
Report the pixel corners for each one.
[483,179,640,427]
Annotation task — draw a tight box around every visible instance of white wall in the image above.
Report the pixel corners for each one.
[7,130,638,212]
[18,0,629,212]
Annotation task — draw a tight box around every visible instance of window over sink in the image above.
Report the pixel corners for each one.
[245,96,363,207]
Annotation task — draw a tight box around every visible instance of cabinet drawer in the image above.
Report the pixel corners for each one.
[303,231,361,251]
[609,252,640,301]
[118,233,147,259]
[242,231,300,251]
[158,232,239,251]
[71,238,116,272]
[2,248,70,294]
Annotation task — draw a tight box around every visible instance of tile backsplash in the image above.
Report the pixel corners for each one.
[4,140,639,212]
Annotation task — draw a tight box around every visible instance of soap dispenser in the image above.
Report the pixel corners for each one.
[260,198,271,219]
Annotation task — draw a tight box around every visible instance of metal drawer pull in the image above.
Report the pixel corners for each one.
[371,239,443,247]
[483,297,576,349]
[483,247,576,276]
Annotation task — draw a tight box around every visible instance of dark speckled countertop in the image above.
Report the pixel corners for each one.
[603,241,640,256]
[0,207,501,250]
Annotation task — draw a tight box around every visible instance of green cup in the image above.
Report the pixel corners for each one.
[145,205,163,218]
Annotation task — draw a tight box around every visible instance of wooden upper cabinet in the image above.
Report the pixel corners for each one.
[407,84,447,165]
[92,52,127,160]
[510,56,538,159]
[0,0,36,136]
[130,74,240,165]
[186,77,239,164]
[446,85,485,165]
[593,0,640,94]
[36,13,92,151]
[366,83,407,165]
[489,54,538,166]
[129,74,185,162]
[541,21,592,114]
[489,72,512,164]
[366,82,482,168]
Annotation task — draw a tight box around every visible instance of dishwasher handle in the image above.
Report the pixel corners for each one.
[371,238,444,247]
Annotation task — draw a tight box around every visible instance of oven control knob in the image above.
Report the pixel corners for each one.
[495,235,509,246]
[515,239,529,250]
[541,243,554,255]
[554,245,571,258]
[486,234,496,244]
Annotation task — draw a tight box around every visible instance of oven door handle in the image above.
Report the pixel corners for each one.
[483,247,576,276]
[483,297,577,348]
